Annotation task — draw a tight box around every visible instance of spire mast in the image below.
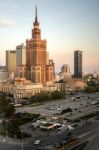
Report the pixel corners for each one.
[35,5,38,22]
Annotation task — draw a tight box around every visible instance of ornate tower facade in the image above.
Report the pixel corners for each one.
[18,6,55,84]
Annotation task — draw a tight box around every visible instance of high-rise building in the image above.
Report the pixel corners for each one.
[60,64,72,82]
[16,43,26,67]
[6,50,16,75]
[18,6,55,84]
[0,68,8,82]
[74,50,82,78]
[61,64,70,73]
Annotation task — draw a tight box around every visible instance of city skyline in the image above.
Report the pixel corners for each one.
[0,0,99,73]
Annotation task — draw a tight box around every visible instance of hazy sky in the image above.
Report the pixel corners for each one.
[0,0,99,73]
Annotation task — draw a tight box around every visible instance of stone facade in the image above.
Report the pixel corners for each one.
[55,79,86,91]
[0,78,56,100]
[0,78,86,100]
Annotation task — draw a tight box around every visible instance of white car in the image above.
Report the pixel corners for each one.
[3,138,7,143]
[34,140,40,145]
[67,125,74,130]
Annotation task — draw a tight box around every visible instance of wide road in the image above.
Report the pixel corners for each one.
[68,122,99,150]
[38,121,99,147]
[16,95,99,117]
[0,121,99,150]
[0,143,20,150]
[0,142,41,150]
[84,132,99,150]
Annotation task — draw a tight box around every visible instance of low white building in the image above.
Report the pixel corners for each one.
[55,79,86,91]
[14,78,43,99]
[0,77,86,101]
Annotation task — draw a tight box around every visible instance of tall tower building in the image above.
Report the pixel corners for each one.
[74,50,82,78]
[6,50,16,75]
[18,6,55,84]
[16,43,26,67]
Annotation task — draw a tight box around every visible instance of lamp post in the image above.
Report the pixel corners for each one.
[65,84,67,100]
[21,131,24,150]
[62,141,65,150]
[40,144,42,150]
[5,119,8,141]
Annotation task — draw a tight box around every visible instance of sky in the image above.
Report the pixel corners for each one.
[0,0,99,74]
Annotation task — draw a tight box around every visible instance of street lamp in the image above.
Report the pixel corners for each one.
[65,84,67,99]
[5,119,8,141]
[62,141,65,150]
[40,144,42,150]
[21,131,24,150]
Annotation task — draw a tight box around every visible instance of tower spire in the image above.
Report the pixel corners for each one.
[35,5,38,23]
[33,4,40,38]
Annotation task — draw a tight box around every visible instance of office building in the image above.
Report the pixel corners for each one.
[6,50,16,75]
[60,64,72,82]
[0,68,8,82]
[74,50,82,78]
[16,43,26,67]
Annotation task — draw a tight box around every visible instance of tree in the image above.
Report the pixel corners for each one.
[0,95,9,113]
[51,90,65,99]
[31,90,65,102]
[5,105,15,118]
[0,95,15,118]
[31,92,51,102]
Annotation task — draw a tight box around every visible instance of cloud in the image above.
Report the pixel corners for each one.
[0,20,16,28]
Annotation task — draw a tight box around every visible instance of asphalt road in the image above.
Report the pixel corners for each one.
[84,132,99,150]
[1,92,99,150]
[0,142,41,150]
[0,121,99,150]
[0,143,21,150]
[16,93,99,118]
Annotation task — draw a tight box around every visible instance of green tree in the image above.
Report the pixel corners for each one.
[31,92,51,102]
[85,86,96,93]
[51,90,65,99]
[0,95,9,113]
[0,95,15,118]
[5,105,15,118]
